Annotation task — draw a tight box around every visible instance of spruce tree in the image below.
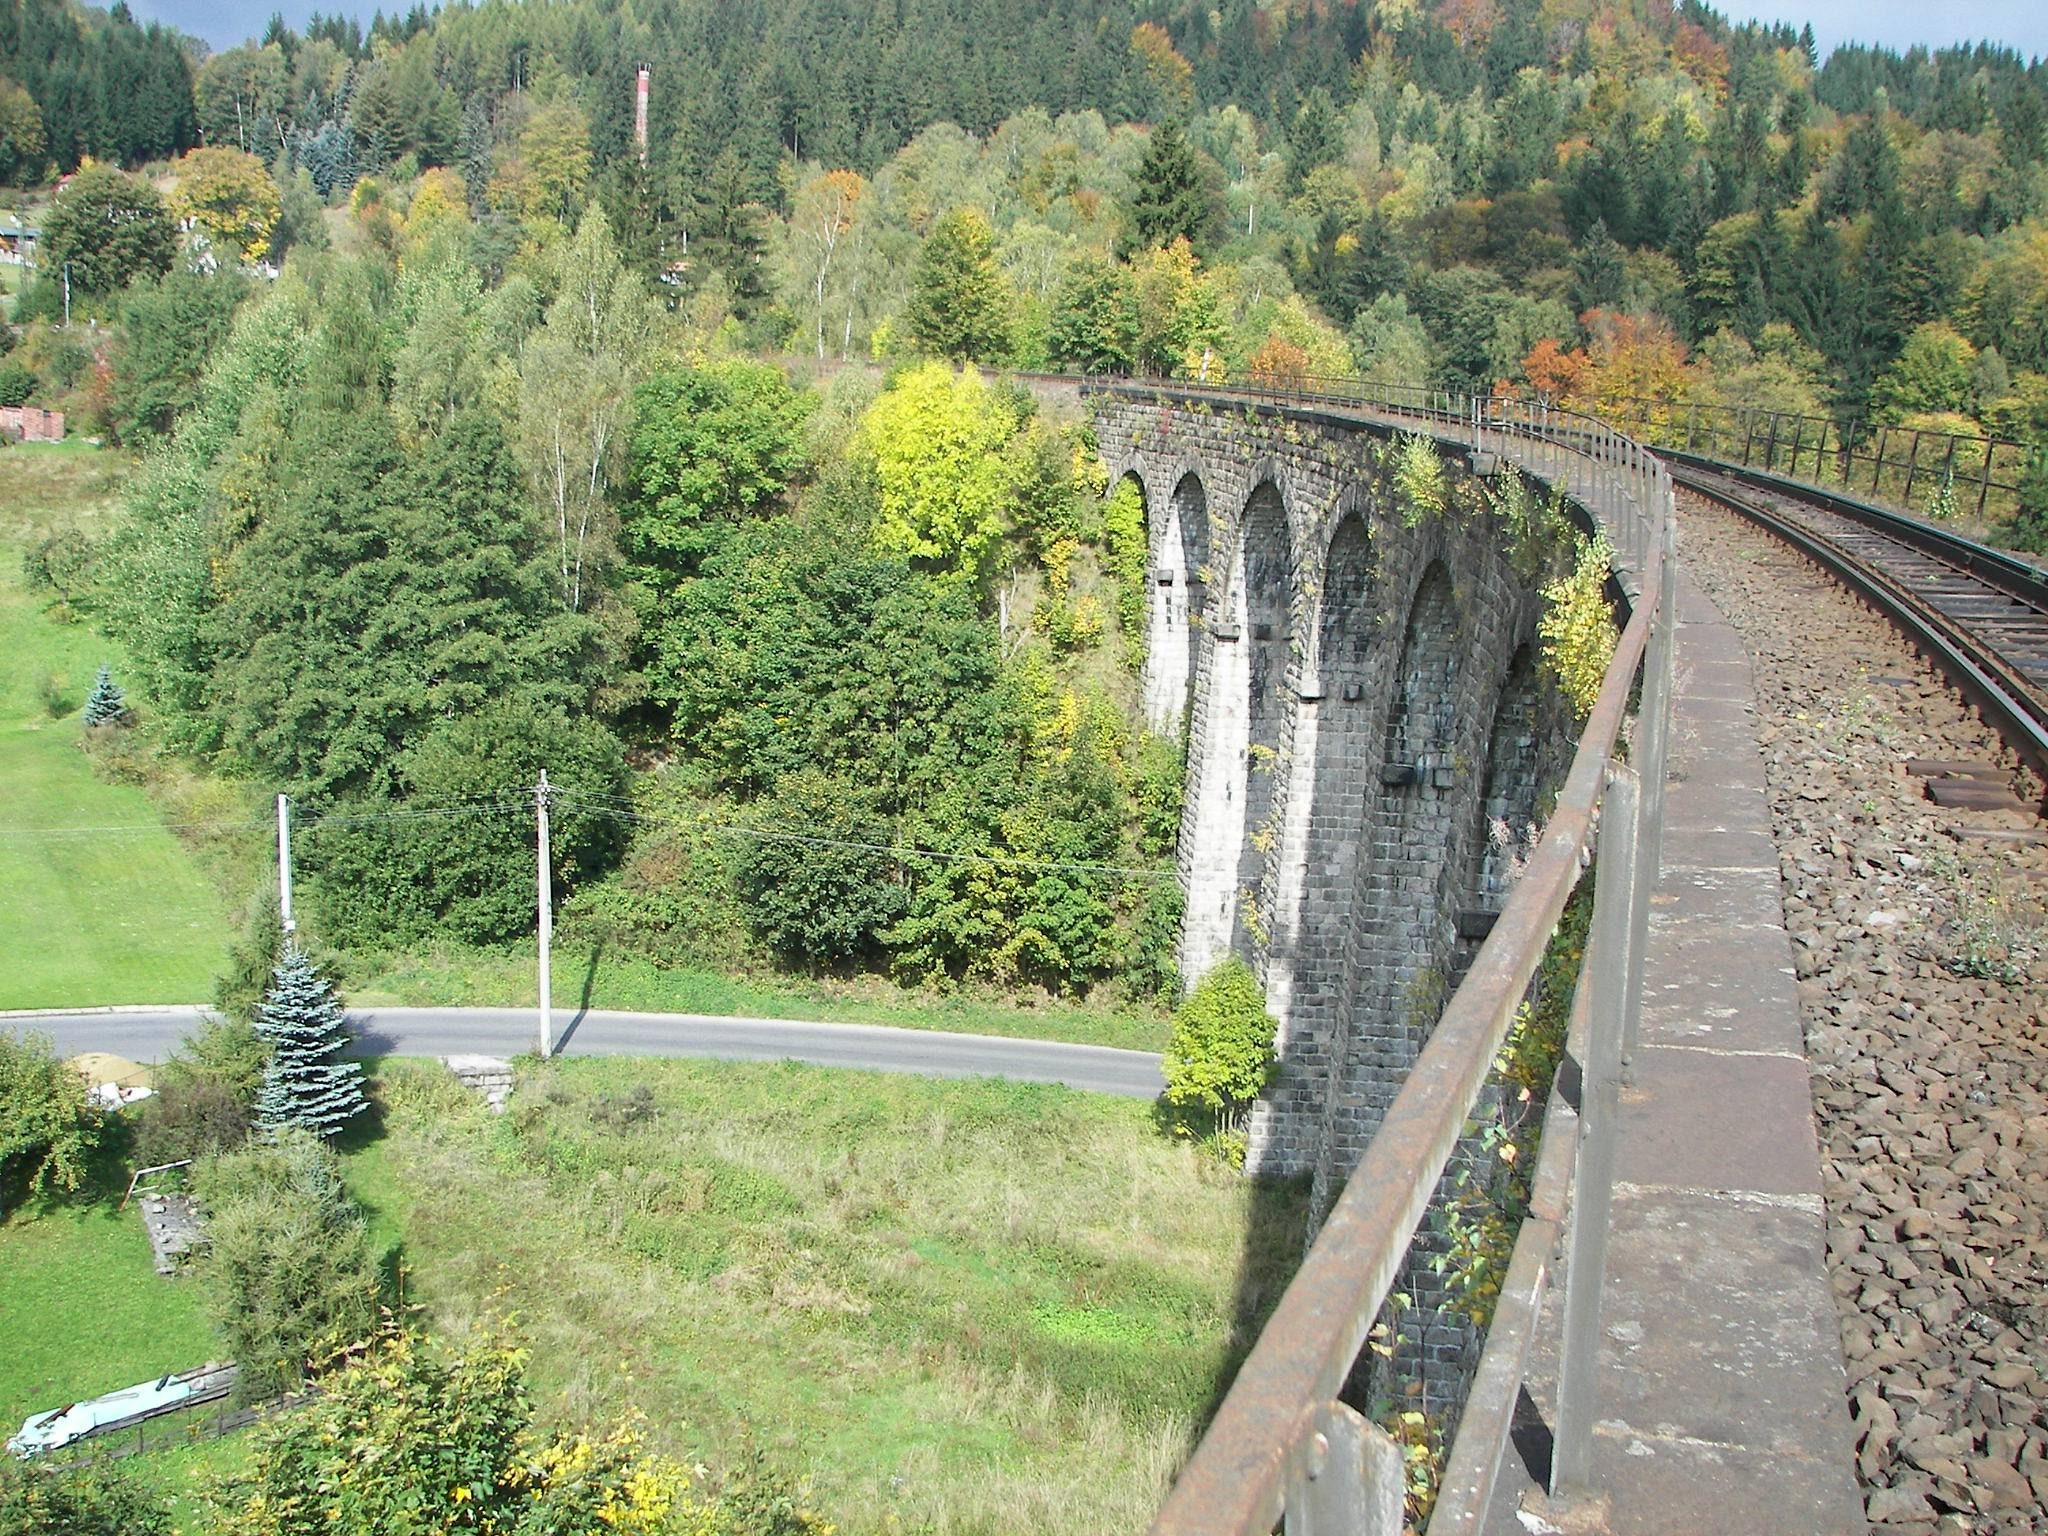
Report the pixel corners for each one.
[82,664,126,727]
[902,208,1011,363]
[1131,118,1207,252]
[252,944,367,1138]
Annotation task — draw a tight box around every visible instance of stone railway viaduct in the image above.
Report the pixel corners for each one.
[1094,387,1580,1222]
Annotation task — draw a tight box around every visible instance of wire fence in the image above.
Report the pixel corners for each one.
[38,1388,311,1469]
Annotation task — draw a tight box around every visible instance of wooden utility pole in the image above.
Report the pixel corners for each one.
[536,769,553,1058]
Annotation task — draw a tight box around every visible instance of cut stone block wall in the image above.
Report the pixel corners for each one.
[1095,388,1582,1409]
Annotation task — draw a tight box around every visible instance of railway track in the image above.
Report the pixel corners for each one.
[1664,452,2048,789]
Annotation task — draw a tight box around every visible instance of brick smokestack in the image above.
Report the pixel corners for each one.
[635,65,650,159]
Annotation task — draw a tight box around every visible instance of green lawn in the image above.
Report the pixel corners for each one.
[0,443,230,1008]
[358,945,1172,1051]
[0,1198,214,1433]
[1,1060,1296,1535]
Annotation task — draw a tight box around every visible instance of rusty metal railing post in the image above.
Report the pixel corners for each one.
[1551,764,1640,1496]
[1283,1400,1407,1536]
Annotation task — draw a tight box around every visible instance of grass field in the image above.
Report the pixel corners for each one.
[357,1056,1300,1535]
[0,443,230,1008]
[1,1059,1295,1533]
[0,1124,215,1435]
[359,945,1172,1052]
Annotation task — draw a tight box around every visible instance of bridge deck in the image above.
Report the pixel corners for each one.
[1485,555,1867,1533]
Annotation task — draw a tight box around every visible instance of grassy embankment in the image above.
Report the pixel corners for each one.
[0,441,229,1008]
[5,1058,1301,1534]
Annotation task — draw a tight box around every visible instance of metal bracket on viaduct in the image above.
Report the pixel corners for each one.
[1085,381,1855,1535]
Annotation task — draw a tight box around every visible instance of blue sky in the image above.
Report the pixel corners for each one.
[126,0,2048,62]
[1724,0,2046,61]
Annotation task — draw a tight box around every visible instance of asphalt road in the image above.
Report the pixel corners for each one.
[4,1005,1167,1099]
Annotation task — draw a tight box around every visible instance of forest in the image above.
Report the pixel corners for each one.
[2,0,2046,997]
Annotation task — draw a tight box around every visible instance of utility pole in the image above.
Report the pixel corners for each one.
[536,768,553,1059]
[275,793,296,933]
[62,260,70,328]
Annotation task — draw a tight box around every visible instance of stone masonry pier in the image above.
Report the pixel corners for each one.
[1094,388,1579,1213]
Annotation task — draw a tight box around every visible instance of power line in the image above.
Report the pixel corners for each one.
[0,794,528,840]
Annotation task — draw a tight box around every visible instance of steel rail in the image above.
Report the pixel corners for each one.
[1659,449,2048,607]
[1670,464,2048,788]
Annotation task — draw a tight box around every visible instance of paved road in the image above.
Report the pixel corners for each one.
[4,1005,1167,1099]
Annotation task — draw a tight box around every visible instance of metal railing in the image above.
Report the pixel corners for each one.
[1079,374,1676,1535]
[1591,393,2035,525]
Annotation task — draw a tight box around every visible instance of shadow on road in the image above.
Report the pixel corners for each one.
[551,930,609,1054]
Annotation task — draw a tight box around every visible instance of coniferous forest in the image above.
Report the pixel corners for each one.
[3,0,2046,999]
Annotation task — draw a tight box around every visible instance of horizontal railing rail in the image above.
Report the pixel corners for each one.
[1070,373,1675,1535]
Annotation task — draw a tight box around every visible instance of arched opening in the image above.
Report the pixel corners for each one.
[1231,481,1292,955]
[1141,470,1208,734]
[1453,645,1546,976]
[1383,565,1460,782]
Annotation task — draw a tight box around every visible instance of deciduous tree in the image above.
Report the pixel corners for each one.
[38,161,176,296]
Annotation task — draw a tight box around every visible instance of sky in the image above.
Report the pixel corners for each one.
[124,0,2048,63]
[1724,0,2047,61]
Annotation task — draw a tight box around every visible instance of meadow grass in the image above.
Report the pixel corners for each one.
[0,442,230,1008]
[356,1056,1303,1535]
[1,1057,1293,1531]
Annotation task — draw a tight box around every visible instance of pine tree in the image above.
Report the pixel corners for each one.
[82,664,126,726]
[252,944,367,1138]
[1570,218,1626,316]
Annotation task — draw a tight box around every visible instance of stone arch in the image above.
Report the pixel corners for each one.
[1462,644,1547,930]
[1231,478,1294,954]
[1309,559,1466,1211]
[1384,563,1461,778]
[1141,467,1209,733]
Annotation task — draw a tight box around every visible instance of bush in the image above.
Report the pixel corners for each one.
[734,769,907,967]
[0,1031,102,1213]
[213,889,284,1025]
[194,1128,380,1400]
[0,1457,169,1536]
[214,1326,829,1536]
[1161,957,1277,1123]
[0,359,33,407]
[134,1016,269,1167]
[306,697,629,946]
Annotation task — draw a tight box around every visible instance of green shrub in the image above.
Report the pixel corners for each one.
[1537,533,1617,719]
[135,1015,269,1166]
[734,768,907,967]
[0,359,34,407]
[194,1128,380,1400]
[0,1457,169,1536]
[0,1031,103,1213]
[1161,957,1277,1124]
[213,1326,829,1536]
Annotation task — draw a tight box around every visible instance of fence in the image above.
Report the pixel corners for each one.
[1593,393,2035,525]
[1082,373,1675,1535]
